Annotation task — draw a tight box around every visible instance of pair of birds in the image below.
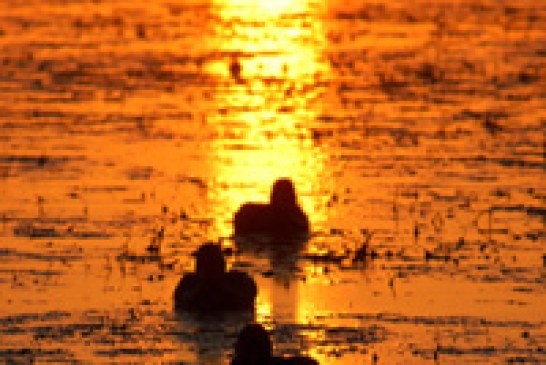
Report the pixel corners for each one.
[174,244,317,364]
[174,178,309,311]
[174,178,316,364]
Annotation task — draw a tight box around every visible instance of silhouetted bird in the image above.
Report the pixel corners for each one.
[174,244,257,312]
[231,323,319,365]
[234,179,310,239]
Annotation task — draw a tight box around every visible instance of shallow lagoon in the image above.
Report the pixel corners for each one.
[0,0,545,363]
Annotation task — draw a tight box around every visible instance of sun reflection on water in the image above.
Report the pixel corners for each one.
[202,2,335,359]
[206,0,332,239]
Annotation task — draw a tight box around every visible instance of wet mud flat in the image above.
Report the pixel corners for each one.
[1,0,545,364]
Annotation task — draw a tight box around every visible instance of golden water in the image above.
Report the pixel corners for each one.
[1,0,545,363]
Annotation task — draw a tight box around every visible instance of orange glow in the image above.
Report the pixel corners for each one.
[205,0,332,238]
[1,0,545,364]
[213,0,312,18]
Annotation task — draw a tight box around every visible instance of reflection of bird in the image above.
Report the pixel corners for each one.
[231,324,319,365]
[234,179,310,240]
[174,244,257,312]
[230,57,242,82]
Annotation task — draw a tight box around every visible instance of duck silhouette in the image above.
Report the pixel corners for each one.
[174,243,257,312]
[234,179,310,239]
[231,323,319,365]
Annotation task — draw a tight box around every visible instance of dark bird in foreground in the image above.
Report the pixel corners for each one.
[234,178,310,240]
[174,243,257,312]
[231,323,319,365]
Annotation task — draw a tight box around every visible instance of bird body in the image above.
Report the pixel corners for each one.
[174,244,257,312]
[234,179,309,239]
[174,270,256,312]
[234,203,309,237]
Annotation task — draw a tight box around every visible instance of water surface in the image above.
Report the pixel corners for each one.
[1,0,545,364]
